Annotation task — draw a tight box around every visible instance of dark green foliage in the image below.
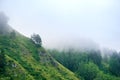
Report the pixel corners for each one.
[88,50,102,66]
[77,62,99,80]
[0,49,6,74]
[49,49,120,80]
[109,52,120,76]
[95,73,117,80]
[48,49,80,71]
[31,33,42,47]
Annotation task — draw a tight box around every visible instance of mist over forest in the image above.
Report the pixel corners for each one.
[0,0,120,80]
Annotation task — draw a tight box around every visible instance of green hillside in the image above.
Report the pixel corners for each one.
[0,32,79,80]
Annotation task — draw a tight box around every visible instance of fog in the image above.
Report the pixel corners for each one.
[0,12,13,34]
[0,0,120,51]
[0,12,8,24]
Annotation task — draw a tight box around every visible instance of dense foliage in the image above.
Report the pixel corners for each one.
[31,33,42,47]
[0,34,79,80]
[49,49,120,80]
[0,49,6,74]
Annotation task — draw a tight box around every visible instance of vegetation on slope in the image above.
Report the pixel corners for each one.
[49,49,120,80]
[0,33,79,80]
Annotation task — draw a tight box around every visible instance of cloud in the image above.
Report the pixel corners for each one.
[0,12,12,34]
[0,12,9,25]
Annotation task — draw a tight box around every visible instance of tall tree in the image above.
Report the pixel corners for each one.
[31,33,42,47]
[77,62,99,80]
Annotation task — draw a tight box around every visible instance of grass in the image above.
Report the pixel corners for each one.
[0,34,79,80]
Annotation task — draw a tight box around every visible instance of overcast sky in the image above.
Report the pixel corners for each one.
[0,0,120,51]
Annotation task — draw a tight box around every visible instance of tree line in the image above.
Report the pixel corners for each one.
[48,49,120,80]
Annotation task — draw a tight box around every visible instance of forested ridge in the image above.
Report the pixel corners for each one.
[49,49,120,80]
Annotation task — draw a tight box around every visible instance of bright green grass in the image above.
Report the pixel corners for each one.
[0,34,79,80]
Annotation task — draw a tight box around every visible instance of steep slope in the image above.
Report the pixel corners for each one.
[0,32,79,80]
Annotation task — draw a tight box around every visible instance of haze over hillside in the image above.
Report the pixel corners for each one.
[0,1,120,79]
[0,13,79,80]
[1,0,120,51]
[0,12,13,34]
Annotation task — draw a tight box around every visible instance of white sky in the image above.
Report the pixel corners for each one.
[0,0,120,51]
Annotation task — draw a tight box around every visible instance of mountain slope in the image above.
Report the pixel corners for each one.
[0,32,79,80]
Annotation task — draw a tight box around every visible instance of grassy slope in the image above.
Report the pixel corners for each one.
[0,34,79,80]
